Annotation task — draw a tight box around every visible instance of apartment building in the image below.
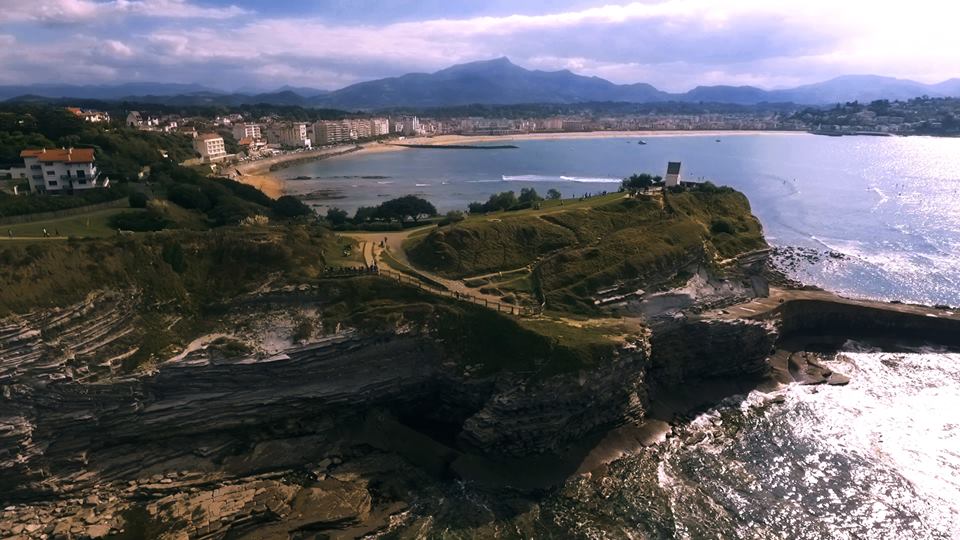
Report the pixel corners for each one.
[193,133,227,162]
[232,123,262,141]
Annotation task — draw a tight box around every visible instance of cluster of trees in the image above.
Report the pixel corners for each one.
[109,162,313,231]
[467,187,558,214]
[326,195,438,227]
[621,173,663,192]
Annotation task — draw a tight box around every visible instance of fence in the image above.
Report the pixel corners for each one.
[0,198,129,225]
[378,268,542,317]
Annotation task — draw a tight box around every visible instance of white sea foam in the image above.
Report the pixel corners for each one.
[501,174,621,183]
[415,183,431,187]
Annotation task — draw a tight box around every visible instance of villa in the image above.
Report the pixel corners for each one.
[11,147,107,193]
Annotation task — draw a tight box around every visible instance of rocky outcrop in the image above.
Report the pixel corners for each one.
[0,289,782,537]
[647,317,778,389]
[459,338,650,456]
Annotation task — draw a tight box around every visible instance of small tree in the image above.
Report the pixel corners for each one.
[518,187,543,204]
[546,188,562,200]
[326,207,349,226]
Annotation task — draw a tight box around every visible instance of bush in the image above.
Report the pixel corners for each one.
[167,183,211,211]
[546,188,562,200]
[273,195,314,219]
[439,210,465,226]
[710,218,736,235]
[129,192,149,208]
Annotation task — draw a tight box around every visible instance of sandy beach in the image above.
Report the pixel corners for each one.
[233,130,804,196]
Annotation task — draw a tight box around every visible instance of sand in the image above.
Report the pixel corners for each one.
[232,130,804,196]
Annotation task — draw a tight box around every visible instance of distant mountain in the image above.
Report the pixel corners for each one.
[311,57,669,109]
[767,75,943,104]
[3,60,958,108]
[0,82,225,101]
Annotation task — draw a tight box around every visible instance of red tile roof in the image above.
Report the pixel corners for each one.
[20,147,95,163]
[198,133,223,141]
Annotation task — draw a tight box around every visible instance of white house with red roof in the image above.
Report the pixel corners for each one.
[15,147,106,194]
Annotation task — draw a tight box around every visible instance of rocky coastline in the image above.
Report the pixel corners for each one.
[2,264,959,537]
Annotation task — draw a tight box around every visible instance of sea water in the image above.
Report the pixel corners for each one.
[286,134,960,538]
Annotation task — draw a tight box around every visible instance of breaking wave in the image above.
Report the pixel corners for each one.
[501,174,621,183]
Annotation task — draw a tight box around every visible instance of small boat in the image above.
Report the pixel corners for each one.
[637,140,647,145]
[715,139,721,142]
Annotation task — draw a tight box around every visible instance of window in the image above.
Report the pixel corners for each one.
[46,170,55,175]
[32,175,43,180]
[77,179,87,185]
[30,165,41,170]
[76,170,85,178]
[48,180,58,186]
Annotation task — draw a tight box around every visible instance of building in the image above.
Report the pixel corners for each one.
[274,122,311,148]
[193,133,227,163]
[126,111,142,127]
[15,147,105,193]
[665,161,682,187]
[232,123,262,141]
[370,118,390,137]
[312,121,347,145]
[66,107,110,123]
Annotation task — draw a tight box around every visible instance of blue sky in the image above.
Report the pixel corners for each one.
[1,0,958,91]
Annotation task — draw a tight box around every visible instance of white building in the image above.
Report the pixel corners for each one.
[16,148,105,193]
[232,123,262,141]
[193,133,227,163]
[665,161,682,187]
[67,107,110,123]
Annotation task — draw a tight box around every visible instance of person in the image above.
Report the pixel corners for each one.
[7,229,12,238]
[42,228,48,238]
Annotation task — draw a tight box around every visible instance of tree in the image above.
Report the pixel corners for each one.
[440,210,465,225]
[546,188,562,200]
[623,173,655,192]
[467,201,486,214]
[273,195,314,219]
[518,187,543,204]
[377,195,437,222]
[326,207,349,225]
[485,190,517,211]
[354,206,377,223]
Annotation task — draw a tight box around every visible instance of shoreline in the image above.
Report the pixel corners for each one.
[233,130,806,197]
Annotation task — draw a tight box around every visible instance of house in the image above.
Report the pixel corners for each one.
[16,147,106,193]
[665,161,682,187]
[126,111,142,127]
[193,133,227,163]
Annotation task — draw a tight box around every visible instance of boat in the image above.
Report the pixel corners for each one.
[715,139,721,142]
[637,140,647,145]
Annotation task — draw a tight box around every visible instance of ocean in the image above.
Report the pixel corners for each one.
[284,133,960,538]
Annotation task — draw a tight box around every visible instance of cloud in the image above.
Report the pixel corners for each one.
[0,0,958,91]
[0,0,250,23]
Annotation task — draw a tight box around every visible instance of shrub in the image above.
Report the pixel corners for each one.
[167,183,211,211]
[710,218,736,235]
[273,195,314,219]
[129,192,149,208]
[439,210,465,226]
[326,207,349,225]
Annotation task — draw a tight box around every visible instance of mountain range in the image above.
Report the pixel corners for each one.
[3,58,958,109]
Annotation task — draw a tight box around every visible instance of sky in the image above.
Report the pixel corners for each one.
[1,0,959,92]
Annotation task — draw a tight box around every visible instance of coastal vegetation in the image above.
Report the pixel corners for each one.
[408,184,765,313]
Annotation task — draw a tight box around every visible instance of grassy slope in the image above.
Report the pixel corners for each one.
[407,189,766,314]
[3,208,141,238]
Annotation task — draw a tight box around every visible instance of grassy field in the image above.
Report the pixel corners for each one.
[2,207,140,239]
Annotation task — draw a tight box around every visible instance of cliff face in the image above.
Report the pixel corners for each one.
[0,290,777,538]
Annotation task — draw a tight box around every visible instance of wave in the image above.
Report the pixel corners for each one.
[376,181,394,185]
[415,183,431,187]
[501,174,621,183]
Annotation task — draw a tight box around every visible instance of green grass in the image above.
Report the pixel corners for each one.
[2,207,139,239]
[407,189,766,315]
